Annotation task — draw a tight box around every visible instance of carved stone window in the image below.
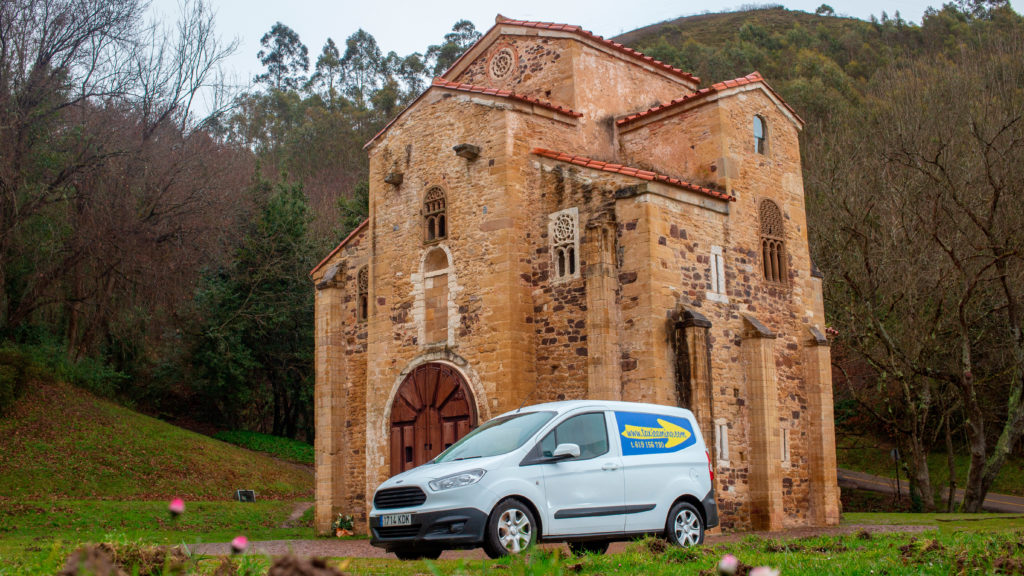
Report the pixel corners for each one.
[759,199,786,284]
[549,207,579,281]
[423,187,446,243]
[754,115,768,155]
[707,245,728,303]
[781,427,791,466]
[489,47,517,80]
[357,265,369,322]
[715,418,730,466]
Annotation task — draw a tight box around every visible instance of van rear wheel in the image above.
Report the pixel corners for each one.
[666,501,704,547]
[483,498,536,559]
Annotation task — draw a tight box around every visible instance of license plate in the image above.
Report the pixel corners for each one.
[381,513,411,527]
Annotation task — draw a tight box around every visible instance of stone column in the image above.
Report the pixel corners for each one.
[805,326,840,526]
[741,314,783,531]
[675,306,714,439]
[313,276,350,534]
[584,221,621,400]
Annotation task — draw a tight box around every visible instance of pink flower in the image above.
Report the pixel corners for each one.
[718,554,739,575]
[230,535,248,554]
[750,567,780,576]
[168,498,185,518]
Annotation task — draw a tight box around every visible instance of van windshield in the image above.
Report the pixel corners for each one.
[433,411,555,463]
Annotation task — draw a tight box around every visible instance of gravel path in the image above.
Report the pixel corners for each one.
[188,523,933,559]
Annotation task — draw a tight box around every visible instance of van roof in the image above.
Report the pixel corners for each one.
[501,399,695,420]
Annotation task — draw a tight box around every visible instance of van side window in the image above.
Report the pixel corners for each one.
[540,413,609,460]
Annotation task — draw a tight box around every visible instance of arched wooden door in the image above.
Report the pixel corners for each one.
[389,363,476,475]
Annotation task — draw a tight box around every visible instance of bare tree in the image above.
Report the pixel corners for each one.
[809,31,1024,511]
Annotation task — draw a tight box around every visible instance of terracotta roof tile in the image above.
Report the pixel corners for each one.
[492,17,699,84]
[531,148,735,202]
[616,72,804,128]
[310,218,369,276]
[431,78,583,118]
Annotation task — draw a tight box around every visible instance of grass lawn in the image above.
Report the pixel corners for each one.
[0,382,312,500]
[0,500,320,574]
[4,510,1023,575]
[836,433,1024,499]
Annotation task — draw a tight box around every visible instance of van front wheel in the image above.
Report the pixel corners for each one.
[483,499,536,558]
[666,501,704,547]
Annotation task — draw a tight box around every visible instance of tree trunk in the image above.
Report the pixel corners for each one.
[961,396,988,512]
[944,416,957,512]
[908,433,935,511]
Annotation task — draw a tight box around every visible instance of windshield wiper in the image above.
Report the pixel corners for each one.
[451,455,482,461]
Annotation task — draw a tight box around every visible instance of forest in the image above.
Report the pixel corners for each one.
[0,0,1021,514]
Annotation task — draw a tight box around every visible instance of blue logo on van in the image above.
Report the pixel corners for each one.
[615,411,696,456]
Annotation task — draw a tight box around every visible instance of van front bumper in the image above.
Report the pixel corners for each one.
[369,507,489,550]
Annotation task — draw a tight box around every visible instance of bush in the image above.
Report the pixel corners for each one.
[213,430,314,463]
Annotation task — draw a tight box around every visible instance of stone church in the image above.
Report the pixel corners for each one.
[310,15,840,534]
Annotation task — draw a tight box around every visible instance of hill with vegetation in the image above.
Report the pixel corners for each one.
[0,380,312,500]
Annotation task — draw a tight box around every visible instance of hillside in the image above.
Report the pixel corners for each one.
[613,7,863,53]
[0,381,312,500]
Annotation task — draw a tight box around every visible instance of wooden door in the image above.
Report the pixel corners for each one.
[389,363,475,475]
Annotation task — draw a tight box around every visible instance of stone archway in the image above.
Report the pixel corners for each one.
[389,362,476,474]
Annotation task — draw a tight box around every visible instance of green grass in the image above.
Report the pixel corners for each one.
[4,510,1023,575]
[0,381,312,500]
[0,500,317,575]
[837,434,1024,499]
[213,430,314,464]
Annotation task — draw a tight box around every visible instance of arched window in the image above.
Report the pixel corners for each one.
[357,265,369,322]
[753,115,767,155]
[550,208,579,281]
[759,199,786,284]
[423,187,446,243]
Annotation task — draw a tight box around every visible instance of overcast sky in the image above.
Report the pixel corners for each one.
[150,0,1015,88]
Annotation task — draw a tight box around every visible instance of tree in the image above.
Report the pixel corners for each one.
[309,38,343,105]
[425,20,481,76]
[255,22,309,91]
[808,30,1024,512]
[815,4,836,16]
[191,177,316,438]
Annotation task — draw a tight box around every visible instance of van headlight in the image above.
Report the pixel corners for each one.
[428,469,486,491]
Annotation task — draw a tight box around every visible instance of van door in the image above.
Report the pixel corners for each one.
[532,411,625,536]
[613,411,702,532]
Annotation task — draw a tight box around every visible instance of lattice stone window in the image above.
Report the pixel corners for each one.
[549,207,580,281]
[357,265,369,322]
[423,187,446,243]
[489,47,517,80]
[759,199,786,284]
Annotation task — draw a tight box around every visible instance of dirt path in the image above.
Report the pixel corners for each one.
[280,502,314,528]
[838,468,1024,513]
[188,523,933,559]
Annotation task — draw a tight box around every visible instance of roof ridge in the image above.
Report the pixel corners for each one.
[431,77,583,118]
[444,16,699,85]
[616,71,802,128]
[310,218,369,276]
[531,148,734,202]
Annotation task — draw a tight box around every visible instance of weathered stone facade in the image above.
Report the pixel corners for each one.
[310,15,840,535]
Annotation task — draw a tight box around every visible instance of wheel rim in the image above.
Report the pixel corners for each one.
[673,509,701,546]
[497,508,532,553]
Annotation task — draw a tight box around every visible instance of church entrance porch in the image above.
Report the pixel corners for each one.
[389,362,476,474]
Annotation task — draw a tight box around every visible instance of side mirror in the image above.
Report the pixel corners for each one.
[551,443,580,461]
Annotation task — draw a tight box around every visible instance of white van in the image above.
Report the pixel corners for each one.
[369,400,718,559]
